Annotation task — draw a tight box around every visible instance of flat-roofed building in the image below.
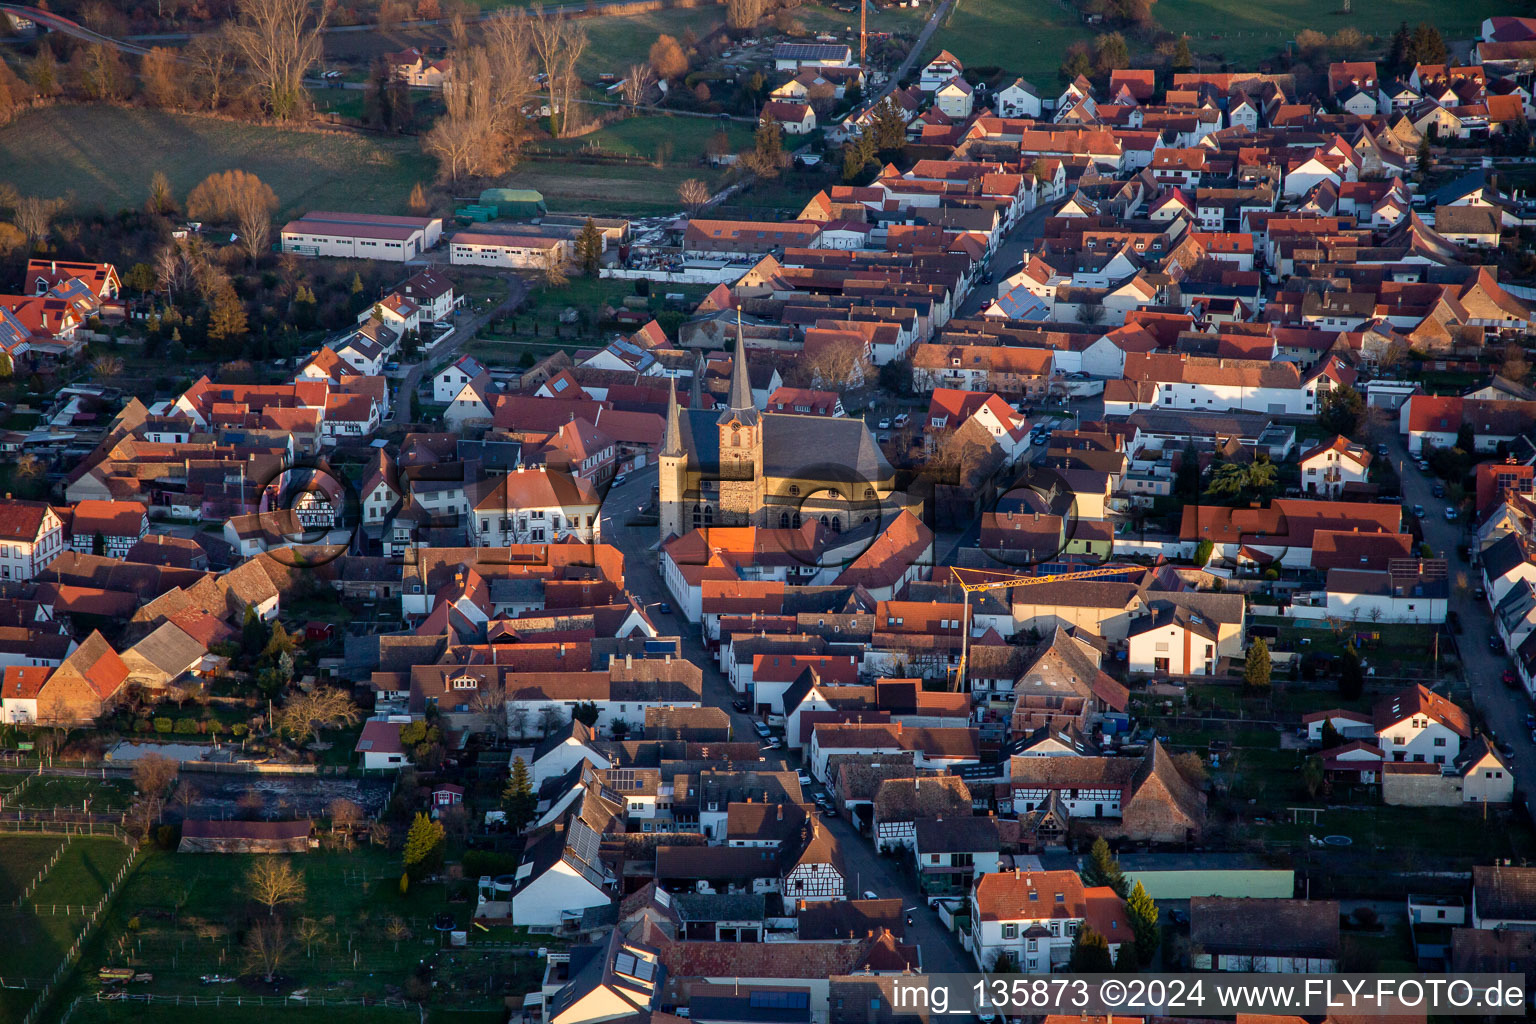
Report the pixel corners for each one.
[280,212,443,261]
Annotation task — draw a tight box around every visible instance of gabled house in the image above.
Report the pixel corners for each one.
[913,816,1002,893]
[1372,683,1471,764]
[871,775,971,852]
[1299,435,1372,498]
[970,868,1132,972]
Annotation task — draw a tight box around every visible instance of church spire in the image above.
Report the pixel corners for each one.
[660,377,685,458]
[728,309,753,412]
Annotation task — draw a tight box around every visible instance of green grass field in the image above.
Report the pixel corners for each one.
[0,835,68,904]
[17,778,136,813]
[578,6,728,76]
[80,848,530,1007]
[547,115,752,163]
[926,0,1508,85]
[0,106,435,219]
[924,0,1087,85]
[1156,0,1508,67]
[504,157,723,214]
[0,833,133,1020]
[29,840,133,908]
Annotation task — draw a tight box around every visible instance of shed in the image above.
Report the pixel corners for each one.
[178,819,314,854]
[479,188,547,219]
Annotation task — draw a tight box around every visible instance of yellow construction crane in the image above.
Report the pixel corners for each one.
[948,563,1143,692]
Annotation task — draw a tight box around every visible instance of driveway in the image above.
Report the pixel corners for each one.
[1382,427,1536,818]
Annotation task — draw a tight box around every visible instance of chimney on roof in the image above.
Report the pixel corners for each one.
[626,653,633,668]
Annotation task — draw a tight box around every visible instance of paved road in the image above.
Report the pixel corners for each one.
[843,0,952,122]
[599,464,768,744]
[954,200,1061,320]
[389,276,525,426]
[1384,427,1536,820]
[597,464,973,969]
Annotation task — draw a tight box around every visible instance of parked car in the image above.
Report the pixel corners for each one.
[796,770,812,786]
[658,601,672,615]
[893,413,910,427]
[878,418,891,429]
[862,890,879,900]
[1505,669,1520,689]
[1491,634,1505,652]
[1431,482,1446,498]
[1413,504,1425,519]
[1445,507,1458,522]
[732,699,750,713]
[1376,444,1390,457]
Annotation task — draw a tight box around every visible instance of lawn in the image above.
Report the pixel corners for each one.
[78,847,532,1009]
[29,839,133,908]
[0,106,435,220]
[546,115,752,164]
[0,834,133,1013]
[17,777,137,813]
[922,0,1086,88]
[576,6,727,77]
[503,157,727,215]
[923,0,1508,84]
[0,835,68,904]
[1156,0,1509,67]
[1250,804,1536,864]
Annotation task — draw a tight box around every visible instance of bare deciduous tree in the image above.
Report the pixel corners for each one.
[186,170,279,263]
[677,178,710,214]
[91,354,124,381]
[529,6,587,137]
[469,688,507,740]
[229,0,327,120]
[245,858,307,916]
[279,688,360,743]
[540,245,568,288]
[13,196,64,244]
[385,915,412,951]
[187,29,239,111]
[141,47,186,108]
[801,335,870,389]
[621,62,654,110]
[133,753,180,800]
[244,917,292,982]
[296,916,327,958]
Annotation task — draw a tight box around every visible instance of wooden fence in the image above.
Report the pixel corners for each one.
[19,836,141,1024]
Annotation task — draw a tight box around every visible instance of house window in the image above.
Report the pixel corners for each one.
[1003,924,1018,939]
[1027,938,1038,952]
